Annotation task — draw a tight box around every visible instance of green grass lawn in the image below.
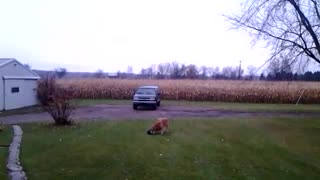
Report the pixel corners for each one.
[1,117,317,179]
[0,127,12,180]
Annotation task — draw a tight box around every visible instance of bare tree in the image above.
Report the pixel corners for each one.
[199,66,208,79]
[170,62,180,79]
[281,58,293,73]
[207,67,214,78]
[186,64,199,79]
[146,66,154,79]
[226,0,320,68]
[268,59,281,76]
[156,63,166,79]
[140,68,147,79]
[222,66,233,79]
[231,67,239,79]
[55,67,67,78]
[24,63,31,69]
[207,66,220,79]
[179,64,187,78]
[94,69,104,78]
[157,64,165,75]
[163,63,172,78]
[247,65,257,79]
[211,66,220,78]
[236,66,245,79]
[127,66,133,74]
[222,66,242,79]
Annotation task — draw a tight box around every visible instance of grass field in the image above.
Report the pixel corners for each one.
[58,79,320,104]
[1,117,319,179]
[0,128,11,180]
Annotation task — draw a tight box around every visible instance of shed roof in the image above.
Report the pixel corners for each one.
[0,58,40,78]
[0,58,15,67]
[2,76,41,80]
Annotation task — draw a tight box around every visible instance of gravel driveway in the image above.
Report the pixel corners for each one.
[0,104,319,124]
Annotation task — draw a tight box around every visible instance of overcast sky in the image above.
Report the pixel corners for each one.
[0,0,277,73]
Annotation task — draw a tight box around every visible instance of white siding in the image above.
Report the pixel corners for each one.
[22,80,39,107]
[4,79,38,110]
[0,61,36,77]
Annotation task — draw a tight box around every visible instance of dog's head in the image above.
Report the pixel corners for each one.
[147,129,156,135]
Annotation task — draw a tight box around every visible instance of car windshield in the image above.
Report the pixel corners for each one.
[135,88,156,95]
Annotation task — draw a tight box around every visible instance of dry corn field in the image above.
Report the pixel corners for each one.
[58,79,320,104]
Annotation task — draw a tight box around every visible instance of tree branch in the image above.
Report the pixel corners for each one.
[288,0,320,58]
[226,0,320,67]
[311,0,320,21]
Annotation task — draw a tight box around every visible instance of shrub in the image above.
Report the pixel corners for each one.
[38,76,76,125]
[37,75,57,106]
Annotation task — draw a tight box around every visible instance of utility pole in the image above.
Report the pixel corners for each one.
[238,60,242,80]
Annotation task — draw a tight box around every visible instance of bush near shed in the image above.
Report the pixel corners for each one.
[38,76,76,125]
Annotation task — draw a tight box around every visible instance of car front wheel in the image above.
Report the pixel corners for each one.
[133,104,138,110]
[152,104,157,110]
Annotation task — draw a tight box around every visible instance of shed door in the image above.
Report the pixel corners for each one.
[4,79,38,110]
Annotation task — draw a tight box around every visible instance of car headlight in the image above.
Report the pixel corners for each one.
[133,97,139,100]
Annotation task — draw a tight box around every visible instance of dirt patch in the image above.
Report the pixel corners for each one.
[0,104,319,124]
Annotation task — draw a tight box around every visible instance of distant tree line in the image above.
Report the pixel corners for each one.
[32,61,320,81]
[138,62,244,80]
[138,61,320,81]
[261,59,320,81]
[261,71,320,81]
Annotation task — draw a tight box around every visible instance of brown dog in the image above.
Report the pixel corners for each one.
[147,117,169,135]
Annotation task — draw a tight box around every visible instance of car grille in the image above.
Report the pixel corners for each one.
[139,97,151,100]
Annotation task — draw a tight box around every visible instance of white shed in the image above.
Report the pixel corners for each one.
[0,58,40,111]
